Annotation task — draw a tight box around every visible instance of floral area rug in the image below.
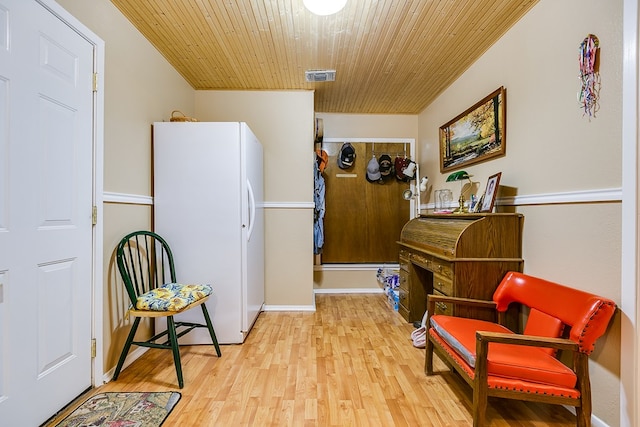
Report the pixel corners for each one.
[55,391,181,426]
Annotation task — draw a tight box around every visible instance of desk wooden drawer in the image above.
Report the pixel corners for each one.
[410,252,432,269]
[399,269,409,291]
[431,260,453,280]
[433,273,453,296]
[399,257,410,273]
[410,253,452,278]
[398,288,409,320]
[432,290,452,316]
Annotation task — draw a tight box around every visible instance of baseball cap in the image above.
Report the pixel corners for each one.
[366,156,382,183]
[337,143,356,169]
[378,154,393,178]
[395,156,410,181]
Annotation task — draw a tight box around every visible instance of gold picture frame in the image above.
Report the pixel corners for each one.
[439,87,506,173]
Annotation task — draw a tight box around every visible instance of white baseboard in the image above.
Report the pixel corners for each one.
[315,263,398,271]
[262,304,316,312]
[313,288,384,294]
[101,346,149,384]
[592,414,610,427]
[562,406,610,427]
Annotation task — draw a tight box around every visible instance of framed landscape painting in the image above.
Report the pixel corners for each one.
[439,87,506,173]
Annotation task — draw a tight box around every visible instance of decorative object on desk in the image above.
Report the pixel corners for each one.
[578,34,600,119]
[434,189,453,213]
[169,110,198,122]
[55,392,181,427]
[480,172,502,212]
[446,170,473,214]
[468,194,478,212]
[472,193,484,213]
[439,87,506,172]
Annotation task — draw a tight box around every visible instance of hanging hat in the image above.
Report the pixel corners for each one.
[337,143,356,169]
[395,157,410,181]
[366,156,382,183]
[316,149,328,173]
[378,154,393,178]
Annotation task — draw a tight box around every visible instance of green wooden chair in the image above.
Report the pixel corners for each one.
[112,230,221,388]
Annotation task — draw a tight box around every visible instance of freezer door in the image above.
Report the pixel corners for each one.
[241,123,265,337]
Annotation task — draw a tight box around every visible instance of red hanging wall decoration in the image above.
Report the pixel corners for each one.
[578,34,600,119]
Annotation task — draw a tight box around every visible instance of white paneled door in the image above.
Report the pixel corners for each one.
[0,0,95,425]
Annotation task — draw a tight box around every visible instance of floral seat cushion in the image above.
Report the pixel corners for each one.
[136,283,213,311]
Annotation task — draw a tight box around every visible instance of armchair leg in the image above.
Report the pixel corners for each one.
[167,316,184,388]
[473,334,489,427]
[112,317,141,381]
[201,304,221,357]
[576,351,592,427]
[576,410,589,427]
[472,385,488,427]
[425,336,434,375]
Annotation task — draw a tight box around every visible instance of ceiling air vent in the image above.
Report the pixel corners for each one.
[305,69,336,82]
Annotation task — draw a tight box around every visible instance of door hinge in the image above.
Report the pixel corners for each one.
[92,73,98,92]
[91,338,97,358]
[92,206,97,225]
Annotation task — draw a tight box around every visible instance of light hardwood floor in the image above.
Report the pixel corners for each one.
[47,294,577,426]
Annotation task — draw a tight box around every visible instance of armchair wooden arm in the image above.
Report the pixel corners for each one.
[427,294,497,309]
[426,294,505,329]
[476,330,578,352]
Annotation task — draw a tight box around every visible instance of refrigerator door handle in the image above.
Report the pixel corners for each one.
[247,179,256,241]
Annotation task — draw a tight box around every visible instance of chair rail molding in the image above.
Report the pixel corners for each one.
[420,187,622,211]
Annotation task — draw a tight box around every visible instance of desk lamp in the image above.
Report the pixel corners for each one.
[446,170,473,213]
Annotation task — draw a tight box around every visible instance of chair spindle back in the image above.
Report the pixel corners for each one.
[116,231,177,306]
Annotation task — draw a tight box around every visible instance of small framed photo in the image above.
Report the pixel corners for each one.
[480,172,502,213]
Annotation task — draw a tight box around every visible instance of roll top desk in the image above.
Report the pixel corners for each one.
[397,213,524,324]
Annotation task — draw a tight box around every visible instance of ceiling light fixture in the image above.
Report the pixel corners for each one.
[303,0,347,16]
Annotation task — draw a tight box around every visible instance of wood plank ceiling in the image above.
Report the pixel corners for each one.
[110,0,538,114]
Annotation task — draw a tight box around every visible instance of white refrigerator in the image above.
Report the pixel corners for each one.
[153,121,264,344]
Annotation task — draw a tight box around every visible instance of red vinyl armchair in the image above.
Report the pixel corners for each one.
[425,271,616,427]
